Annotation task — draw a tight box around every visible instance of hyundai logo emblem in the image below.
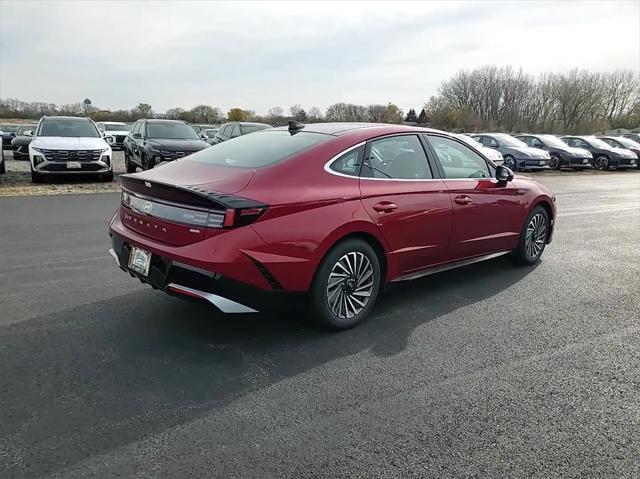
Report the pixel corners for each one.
[143,201,153,213]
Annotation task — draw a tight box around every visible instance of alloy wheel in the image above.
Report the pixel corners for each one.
[525,213,547,259]
[503,155,516,170]
[550,155,560,170]
[594,156,608,170]
[326,251,374,320]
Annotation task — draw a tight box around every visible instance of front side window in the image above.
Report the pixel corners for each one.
[429,135,491,179]
[38,118,100,138]
[188,130,331,168]
[329,145,364,177]
[362,135,431,180]
[146,122,199,140]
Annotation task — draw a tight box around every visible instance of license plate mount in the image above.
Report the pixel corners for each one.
[128,247,152,277]
[67,161,81,169]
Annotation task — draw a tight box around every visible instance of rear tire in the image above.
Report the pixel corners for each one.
[513,205,549,265]
[310,239,381,330]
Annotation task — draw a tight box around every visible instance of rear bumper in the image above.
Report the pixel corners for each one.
[109,233,301,313]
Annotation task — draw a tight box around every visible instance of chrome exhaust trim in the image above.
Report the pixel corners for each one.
[166,283,258,314]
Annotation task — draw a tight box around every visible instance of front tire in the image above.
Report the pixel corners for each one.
[549,154,561,170]
[594,155,609,171]
[513,206,549,265]
[311,239,381,330]
[124,151,136,173]
[503,155,517,171]
[31,169,42,183]
[102,171,114,182]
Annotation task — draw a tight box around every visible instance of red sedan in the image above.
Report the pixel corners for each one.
[109,122,556,329]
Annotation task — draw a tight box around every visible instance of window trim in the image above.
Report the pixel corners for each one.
[323,142,366,179]
[423,133,495,180]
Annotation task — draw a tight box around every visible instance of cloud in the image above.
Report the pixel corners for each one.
[0,0,638,114]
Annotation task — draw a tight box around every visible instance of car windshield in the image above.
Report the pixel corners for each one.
[242,124,271,134]
[495,135,527,147]
[610,137,639,148]
[104,123,129,132]
[147,122,200,140]
[38,118,100,138]
[188,130,331,168]
[1,125,19,133]
[457,134,483,149]
[584,137,611,148]
[539,135,568,147]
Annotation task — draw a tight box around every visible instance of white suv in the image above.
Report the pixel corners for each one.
[29,116,113,183]
[96,121,130,150]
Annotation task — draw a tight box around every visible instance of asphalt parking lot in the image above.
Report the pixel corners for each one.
[0,171,639,478]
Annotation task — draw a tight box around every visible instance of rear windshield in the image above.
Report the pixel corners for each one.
[1,125,19,132]
[38,119,100,138]
[147,122,199,140]
[188,130,331,168]
[104,123,129,132]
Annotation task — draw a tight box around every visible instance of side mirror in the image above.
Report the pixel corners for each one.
[25,130,33,136]
[496,165,514,183]
[133,133,142,139]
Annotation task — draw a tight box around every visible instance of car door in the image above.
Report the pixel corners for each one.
[359,134,453,274]
[425,134,521,259]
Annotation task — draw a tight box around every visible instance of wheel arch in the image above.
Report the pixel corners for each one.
[529,198,555,243]
[313,222,397,285]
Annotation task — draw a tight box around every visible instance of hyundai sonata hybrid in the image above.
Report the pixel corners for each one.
[109,122,556,329]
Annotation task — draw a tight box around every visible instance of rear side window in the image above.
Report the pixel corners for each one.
[241,124,271,134]
[362,135,432,180]
[429,135,491,179]
[230,124,241,138]
[221,124,231,136]
[329,145,364,177]
[188,130,331,168]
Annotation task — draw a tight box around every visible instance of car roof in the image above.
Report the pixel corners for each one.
[42,116,91,121]
[271,122,447,137]
[236,122,271,127]
[144,119,187,123]
[103,121,127,124]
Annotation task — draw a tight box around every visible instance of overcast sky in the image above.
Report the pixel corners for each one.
[1,0,638,115]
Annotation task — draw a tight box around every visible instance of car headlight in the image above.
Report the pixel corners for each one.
[32,147,45,153]
[99,147,110,153]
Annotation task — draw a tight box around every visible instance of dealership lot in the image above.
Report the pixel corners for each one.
[0,171,639,477]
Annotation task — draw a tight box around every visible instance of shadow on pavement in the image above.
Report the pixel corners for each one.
[0,255,537,478]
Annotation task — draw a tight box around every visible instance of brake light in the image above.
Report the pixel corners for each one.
[223,207,266,228]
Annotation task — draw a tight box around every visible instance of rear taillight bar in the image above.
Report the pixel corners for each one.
[121,189,267,229]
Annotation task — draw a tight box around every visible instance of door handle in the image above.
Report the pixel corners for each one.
[372,202,398,213]
[453,195,473,205]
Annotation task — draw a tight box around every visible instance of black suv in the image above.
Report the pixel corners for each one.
[123,119,210,172]
[210,122,272,144]
[515,134,592,169]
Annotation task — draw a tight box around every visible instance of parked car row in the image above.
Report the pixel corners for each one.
[469,132,639,171]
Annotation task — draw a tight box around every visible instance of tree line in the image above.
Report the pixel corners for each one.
[425,66,639,133]
[1,66,637,133]
[0,98,407,126]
